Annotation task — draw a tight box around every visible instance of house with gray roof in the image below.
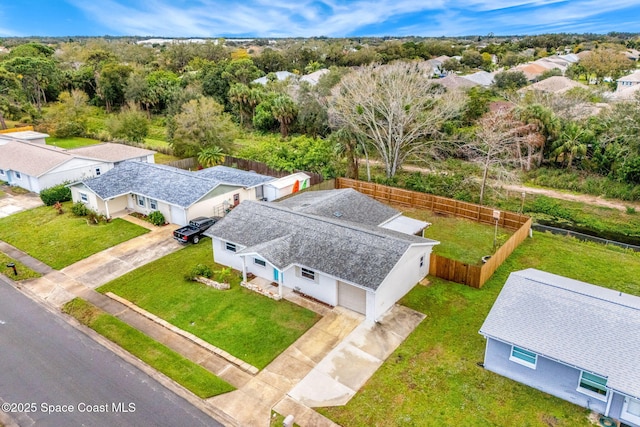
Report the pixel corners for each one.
[480,269,640,427]
[617,70,640,92]
[70,162,306,225]
[0,140,154,194]
[204,192,438,320]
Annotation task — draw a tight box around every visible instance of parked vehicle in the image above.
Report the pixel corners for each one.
[173,217,220,244]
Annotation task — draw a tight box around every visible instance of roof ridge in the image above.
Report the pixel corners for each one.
[515,270,640,312]
[249,200,431,244]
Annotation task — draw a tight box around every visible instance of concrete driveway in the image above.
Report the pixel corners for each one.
[0,191,43,218]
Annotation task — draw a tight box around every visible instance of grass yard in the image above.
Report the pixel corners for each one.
[401,207,514,265]
[319,232,640,426]
[63,298,234,398]
[46,136,101,149]
[0,252,41,280]
[0,202,149,269]
[98,240,320,369]
[154,152,181,164]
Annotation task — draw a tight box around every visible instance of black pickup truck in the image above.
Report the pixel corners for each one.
[173,216,220,244]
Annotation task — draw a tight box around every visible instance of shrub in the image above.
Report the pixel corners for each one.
[40,184,72,206]
[627,206,637,215]
[215,267,233,283]
[148,210,165,226]
[185,264,213,281]
[71,202,89,216]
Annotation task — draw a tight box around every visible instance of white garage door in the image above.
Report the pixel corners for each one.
[338,281,366,314]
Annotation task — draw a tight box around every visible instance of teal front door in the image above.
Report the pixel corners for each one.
[273,268,279,282]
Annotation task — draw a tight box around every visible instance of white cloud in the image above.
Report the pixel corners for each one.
[65,0,640,37]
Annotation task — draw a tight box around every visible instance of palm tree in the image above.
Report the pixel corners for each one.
[515,103,561,166]
[551,122,592,168]
[271,94,298,138]
[198,146,225,168]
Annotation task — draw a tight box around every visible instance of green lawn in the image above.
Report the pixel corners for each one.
[98,240,320,369]
[63,298,234,398]
[46,136,101,149]
[154,152,181,164]
[319,232,640,426]
[0,202,149,269]
[0,252,41,280]
[402,207,514,265]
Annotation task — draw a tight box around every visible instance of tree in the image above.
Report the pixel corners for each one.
[96,63,132,112]
[461,50,483,69]
[580,49,633,84]
[328,62,463,178]
[493,71,528,91]
[45,89,91,138]
[228,83,263,126]
[515,103,561,166]
[4,56,60,113]
[171,97,238,157]
[198,146,225,167]
[550,121,592,168]
[464,109,527,204]
[271,94,298,138]
[222,58,263,85]
[106,105,149,143]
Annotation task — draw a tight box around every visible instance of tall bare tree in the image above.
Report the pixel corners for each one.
[328,62,463,178]
[465,108,529,205]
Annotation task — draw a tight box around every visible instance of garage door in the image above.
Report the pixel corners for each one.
[338,281,366,315]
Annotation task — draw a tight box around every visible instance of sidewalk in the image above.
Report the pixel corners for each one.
[1,215,425,427]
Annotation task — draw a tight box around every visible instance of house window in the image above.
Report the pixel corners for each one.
[225,242,237,253]
[301,267,316,281]
[95,168,101,176]
[15,171,21,179]
[578,371,608,400]
[419,256,424,268]
[254,258,266,267]
[149,199,158,210]
[80,192,88,203]
[0,169,4,175]
[509,346,537,368]
[622,397,640,424]
[137,195,145,207]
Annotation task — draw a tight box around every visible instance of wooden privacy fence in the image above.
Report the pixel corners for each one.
[223,155,324,185]
[336,178,532,288]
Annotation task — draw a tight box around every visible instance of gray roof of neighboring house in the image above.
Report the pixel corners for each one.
[519,76,587,94]
[275,188,400,226]
[480,268,640,399]
[196,165,275,188]
[461,71,495,86]
[300,69,329,85]
[253,71,296,85]
[81,162,271,208]
[205,200,437,290]
[68,143,155,162]
[434,74,479,90]
[0,141,75,176]
[0,130,49,142]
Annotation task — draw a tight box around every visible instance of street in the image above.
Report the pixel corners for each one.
[0,277,222,427]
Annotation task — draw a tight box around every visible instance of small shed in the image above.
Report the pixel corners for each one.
[263,172,310,201]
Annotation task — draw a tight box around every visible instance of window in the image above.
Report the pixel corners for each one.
[225,242,237,253]
[419,256,424,268]
[15,171,21,179]
[137,195,145,207]
[95,168,101,176]
[0,169,4,175]
[623,397,640,424]
[301,267,316,281]
[509,346,537,368]
[149,199,157,210]
[578,371,608,400]
[80,192,88,203]
[253,258,266,267]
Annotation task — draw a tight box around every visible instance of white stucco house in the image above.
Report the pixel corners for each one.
[70,162,308,225]
[480,269,640,427]
[204,189,438,321]
[617,70,640,91]
[0,141,154,194]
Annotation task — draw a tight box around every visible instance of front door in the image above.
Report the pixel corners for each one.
[273,268,279,282]
[233,193,240,206]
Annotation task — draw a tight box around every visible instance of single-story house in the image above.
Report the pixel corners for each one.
[518,76,587,95]
[204,189,438,321]
[70,162,302,225]
[0,130,50,145]
[617,70,640,91]
[299,69,329,86]
[0,141,154,193]
[461,70,496,87]
[479,269,640,427]
[252,71,297,85]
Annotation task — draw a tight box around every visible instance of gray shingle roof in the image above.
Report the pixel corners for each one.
[82,162,269,207]
[479,269,640,399]
[276,188,399,226]
[205,200,437,290]
[196,165,275,188]
[0,141,72,176]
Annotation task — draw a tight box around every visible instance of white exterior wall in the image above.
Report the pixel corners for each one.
[188,187,257,221]
[212,238,245,271]
[371,244,434,321]
[282,265,338,306]
[39,158,113,192]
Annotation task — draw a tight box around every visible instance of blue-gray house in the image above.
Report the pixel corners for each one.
[480,269,640,427]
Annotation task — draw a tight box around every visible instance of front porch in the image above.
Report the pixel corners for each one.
[243,276,333,316]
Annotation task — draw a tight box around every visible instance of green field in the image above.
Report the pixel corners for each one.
[47,136,101,149]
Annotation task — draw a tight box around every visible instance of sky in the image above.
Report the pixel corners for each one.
[1,0,640,38]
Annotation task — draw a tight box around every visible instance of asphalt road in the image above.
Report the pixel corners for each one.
[0,278,222,427]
